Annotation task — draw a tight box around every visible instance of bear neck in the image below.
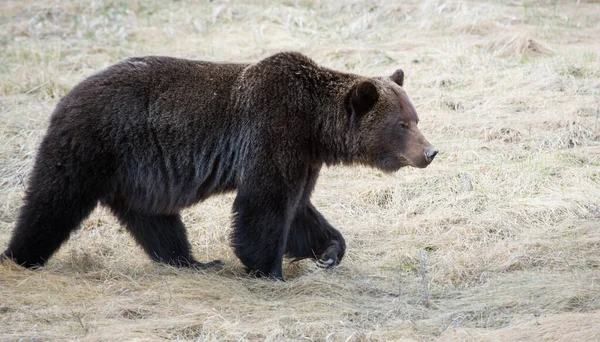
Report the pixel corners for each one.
[281,67,361,166]
[245,52,363,167]
[309,81,361,167]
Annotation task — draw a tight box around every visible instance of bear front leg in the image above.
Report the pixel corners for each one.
[286,202,346,268]
[231,179,303,280]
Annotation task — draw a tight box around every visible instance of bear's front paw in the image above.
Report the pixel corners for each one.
[316,242,344,268]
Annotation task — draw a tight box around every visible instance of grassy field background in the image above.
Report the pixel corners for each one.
[1,0,600,340]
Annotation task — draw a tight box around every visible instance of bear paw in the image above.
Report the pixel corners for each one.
[316,243,344,268]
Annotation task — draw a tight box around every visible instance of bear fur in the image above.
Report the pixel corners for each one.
[2,52,437,280]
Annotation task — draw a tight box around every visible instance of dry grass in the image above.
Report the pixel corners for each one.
[1,0,600,341]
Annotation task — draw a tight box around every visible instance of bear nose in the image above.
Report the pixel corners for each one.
[425,147,439,162]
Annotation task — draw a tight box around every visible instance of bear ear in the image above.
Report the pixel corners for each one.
[390,69,404,87]
[345,80,379,119]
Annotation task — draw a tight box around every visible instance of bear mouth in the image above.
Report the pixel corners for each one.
[376,154,415,172]
[403,156,433,169]
[396,155,418,168]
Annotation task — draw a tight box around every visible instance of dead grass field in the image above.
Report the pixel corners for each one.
[1,0,600,341]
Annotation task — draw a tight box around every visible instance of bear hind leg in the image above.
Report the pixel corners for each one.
[3,180,99,268]
[108,202,223,269]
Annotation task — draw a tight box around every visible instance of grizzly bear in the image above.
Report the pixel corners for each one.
[2,52,437,280]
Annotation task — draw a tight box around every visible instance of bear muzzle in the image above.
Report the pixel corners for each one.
[425,147,439,163]
[406,145,438,169]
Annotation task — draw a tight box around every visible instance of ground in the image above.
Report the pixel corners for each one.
[1,0,599,341]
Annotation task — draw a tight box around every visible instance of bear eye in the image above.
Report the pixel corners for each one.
[400,122,408,129]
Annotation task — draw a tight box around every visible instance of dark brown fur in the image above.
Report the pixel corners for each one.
[2,52,437,280]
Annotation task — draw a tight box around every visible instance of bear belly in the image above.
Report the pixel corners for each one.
[104,154,238,215]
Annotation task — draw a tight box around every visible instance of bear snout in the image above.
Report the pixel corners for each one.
[425,147,439,163]
[408,146,438,168]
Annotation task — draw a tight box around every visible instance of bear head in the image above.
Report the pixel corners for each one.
[345,69,438,172]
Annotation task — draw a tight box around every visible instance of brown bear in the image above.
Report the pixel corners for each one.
[2,52,437,280]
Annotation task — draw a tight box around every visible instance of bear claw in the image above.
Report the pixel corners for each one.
[316,243,344,269]
[316,257,335,268]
